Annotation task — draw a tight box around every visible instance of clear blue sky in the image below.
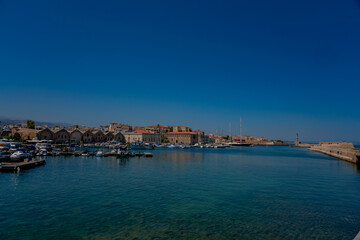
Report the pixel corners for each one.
[1,0,360,142]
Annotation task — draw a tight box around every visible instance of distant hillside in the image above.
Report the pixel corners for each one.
[0,117,72,128]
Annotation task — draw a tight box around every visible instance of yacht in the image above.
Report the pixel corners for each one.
[10,151,31,161]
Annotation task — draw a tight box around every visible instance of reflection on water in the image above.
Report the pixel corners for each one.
[1,146,360,240]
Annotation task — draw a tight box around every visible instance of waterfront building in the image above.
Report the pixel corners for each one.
[123,130,161,144]
[105,132,114,142]
[81,130,94,143]
[11,128,38,139]
[173,125,191,133]
[113,132,126,143]
[193,130,205,143]
[93,130,105,142]
[70,129,83,142]
[166,132,198,145]
[54,128,70,144]
[37,128,54,140]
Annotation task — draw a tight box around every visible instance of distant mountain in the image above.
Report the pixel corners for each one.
[0,117,72,128]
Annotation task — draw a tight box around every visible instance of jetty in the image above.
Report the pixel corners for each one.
[0,159,46,172]
[309,142,360,165]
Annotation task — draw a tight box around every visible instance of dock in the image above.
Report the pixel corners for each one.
[0,159,46,172]
[309,142,360,165]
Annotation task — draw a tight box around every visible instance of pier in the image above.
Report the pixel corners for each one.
[309,142,360,165]
[0,159,46,172]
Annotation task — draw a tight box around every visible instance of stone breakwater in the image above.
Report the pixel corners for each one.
[309,142,360,165]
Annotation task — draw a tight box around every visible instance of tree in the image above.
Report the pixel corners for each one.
[161,135,169,143]
[27,120,35,129]
[169,126,173,132]
[13,132,21,141]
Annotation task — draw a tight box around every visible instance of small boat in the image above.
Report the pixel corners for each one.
[118,150,129,157]
[95,151,103,157]
[0,152,10,161]
[144,152,153,157]
[10,151,31,161]
[37,149,48,156]
[229,142,253,147]
[81,150,89,157]
[167,144,177,149]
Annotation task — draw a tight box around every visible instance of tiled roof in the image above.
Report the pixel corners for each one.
[166,132,196,135]
[133,130,148,134]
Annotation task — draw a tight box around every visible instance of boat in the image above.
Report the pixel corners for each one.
[81,150,89,157]
[167,144,177,149]
[0,152,10,161]
[130,143,154,150]
[229,142,253,147]
[37,149,49,156]
[10,151,31,161]
[118,150,129,157]
[95,151,103,157]
[35,141,53,151]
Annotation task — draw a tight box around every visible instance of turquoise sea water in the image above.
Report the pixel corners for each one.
[1,146,360,240]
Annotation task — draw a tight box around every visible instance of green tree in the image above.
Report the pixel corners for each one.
[161,135,169,143]
[27,120,35,129]
[169,126,173,132]
[13,132,21,141]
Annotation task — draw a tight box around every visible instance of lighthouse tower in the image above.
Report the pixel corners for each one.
[296,133,299,146]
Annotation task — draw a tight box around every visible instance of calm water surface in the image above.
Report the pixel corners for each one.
[1,146,360,239]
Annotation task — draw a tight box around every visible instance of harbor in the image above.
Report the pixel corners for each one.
[1,146,360,239]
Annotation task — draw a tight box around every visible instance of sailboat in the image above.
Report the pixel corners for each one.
[230,118,253,147]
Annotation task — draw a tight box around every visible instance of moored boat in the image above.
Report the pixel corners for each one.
[10,151,31,161]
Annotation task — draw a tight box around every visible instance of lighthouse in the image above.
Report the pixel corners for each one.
[296,133,299,146]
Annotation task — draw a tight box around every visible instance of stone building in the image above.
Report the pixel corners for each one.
[93,130,105,142]
[123,130,161,144]
[37,128,54,140]
[81,130,94,143]
[70,129,83,142]
[105,132,114,141]
[173,125,191,133]
[148,125,170,134]
[193,130,205,143]
[114,132,125,143]
[54,129,70,144]
[166,132,198,145]
[11,128,38,139]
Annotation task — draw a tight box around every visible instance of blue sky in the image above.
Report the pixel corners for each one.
[1,0,360,142]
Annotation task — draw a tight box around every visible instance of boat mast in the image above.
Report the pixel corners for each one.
[229,122,231,142]
[240,117,242,142]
